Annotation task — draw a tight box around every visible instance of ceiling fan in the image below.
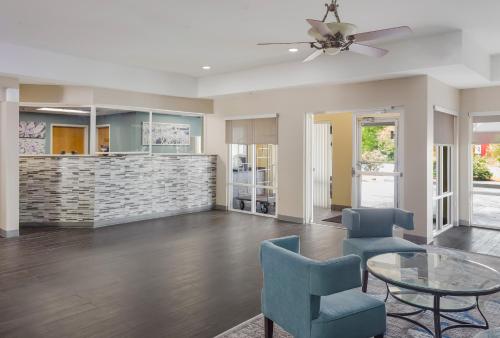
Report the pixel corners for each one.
[258,0,412,62]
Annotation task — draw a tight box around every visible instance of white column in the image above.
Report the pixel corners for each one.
[149,111,153,155]
[0,86,20,237]
[89,105,96,155]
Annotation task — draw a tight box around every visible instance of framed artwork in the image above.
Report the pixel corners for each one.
[19,138,45,155]
[142,122,191,146]
[19,121,46,139]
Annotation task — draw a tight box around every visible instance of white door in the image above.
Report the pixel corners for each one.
[353,116,401,208]
[312,123,332,208]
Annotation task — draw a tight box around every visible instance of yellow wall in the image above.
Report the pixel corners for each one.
[314,113,353,208]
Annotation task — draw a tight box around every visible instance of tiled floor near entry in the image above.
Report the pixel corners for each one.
[0,211,499,337]
[432,225,500,256]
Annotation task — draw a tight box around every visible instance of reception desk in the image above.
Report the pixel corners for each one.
[20,154,217,228]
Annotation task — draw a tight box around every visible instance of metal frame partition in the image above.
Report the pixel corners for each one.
[19,102,206,157]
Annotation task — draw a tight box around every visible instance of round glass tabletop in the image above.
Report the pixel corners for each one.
[367,252,500,296]
[474,328,500,338]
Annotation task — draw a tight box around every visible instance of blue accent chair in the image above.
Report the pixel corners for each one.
[260,235,386,338]
[342,208,426,292]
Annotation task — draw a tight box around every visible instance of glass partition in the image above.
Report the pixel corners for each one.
[19,106,91,155]
[96,108,150,153]
[19,106,205,156]
[150,112,203,154]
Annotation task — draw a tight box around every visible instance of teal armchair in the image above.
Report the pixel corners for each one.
[260,235,386,338]
[342,208,426,292]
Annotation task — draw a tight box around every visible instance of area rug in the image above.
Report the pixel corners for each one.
[322,215,343,224]
[215,246,500,338]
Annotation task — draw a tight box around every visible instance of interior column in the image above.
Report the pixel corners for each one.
[0,81,20,238]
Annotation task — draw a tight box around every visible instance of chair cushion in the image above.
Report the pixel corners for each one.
[343,237,426,269]
[311,289,386,338]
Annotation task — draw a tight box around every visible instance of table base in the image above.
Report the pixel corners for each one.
[385,285,489,338]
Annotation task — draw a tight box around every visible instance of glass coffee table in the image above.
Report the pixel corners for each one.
[367,252,500,338]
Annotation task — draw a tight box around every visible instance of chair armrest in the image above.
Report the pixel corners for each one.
[268,235,300,253]
[309,255,362,296]
[342,209,360,231]
[394,209,414,230]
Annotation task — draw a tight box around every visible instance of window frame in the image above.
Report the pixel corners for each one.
[227,143,278,218]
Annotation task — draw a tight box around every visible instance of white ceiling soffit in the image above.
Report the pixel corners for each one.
[0,42,198,98]
[198,31,500,97]
[1,32,499,99]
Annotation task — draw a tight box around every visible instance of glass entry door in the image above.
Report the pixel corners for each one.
[353,116,401,208]
[229,144,277,216]
[471,116,500,228]
[433,145,454,233]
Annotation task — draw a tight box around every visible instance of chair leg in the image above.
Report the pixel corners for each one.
[362,269,369,293]
[264,317,273,338]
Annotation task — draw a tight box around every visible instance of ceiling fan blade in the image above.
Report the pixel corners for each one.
[303,49,324,63]
[348,26,411,43]
[257,42,314,46]
[306,19,332,37]
[348,43,388,57]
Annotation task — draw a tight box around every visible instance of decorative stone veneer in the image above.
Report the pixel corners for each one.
[20,155,217,227]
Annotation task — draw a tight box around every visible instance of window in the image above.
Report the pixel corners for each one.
[433,110,456,234]
[18,106,91,156]
[96,108,150,153]
[151,112,203,154]
[229,143,277,216]
[433,145,453,233]
[225,116,278,217]
[19,106,205,156]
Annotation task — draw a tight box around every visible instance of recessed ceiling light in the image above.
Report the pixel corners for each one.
[37,107,88,114]
[202,66,211,70]
[288,48,299,53]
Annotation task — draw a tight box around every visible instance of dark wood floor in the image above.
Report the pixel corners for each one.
[0,211,346,338]
[432,225,500,257]
[1,212,499,338]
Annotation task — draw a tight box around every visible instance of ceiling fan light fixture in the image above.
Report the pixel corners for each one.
[257,0,412,62]
[325,47,340,56]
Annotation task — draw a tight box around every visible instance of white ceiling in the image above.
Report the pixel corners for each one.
[1,0,500,78]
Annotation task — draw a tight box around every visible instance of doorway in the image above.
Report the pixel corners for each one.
[470,114,500,229]
[353,114,402,208]
[96,125,110,152]
[432,109,458,235]
[228,144,278,217]
[51,125,88,155]
[312,122,333,223]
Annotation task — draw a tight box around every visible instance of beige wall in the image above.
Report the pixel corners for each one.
[207,76,435,240]
[20,84,213,114]
[314,113,353,208]
[0,77,20,237]
[20,84,93,105]
[92,87,213,114]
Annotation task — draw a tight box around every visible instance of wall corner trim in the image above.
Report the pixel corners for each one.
[278,214,304,224]
[0,229,20,238]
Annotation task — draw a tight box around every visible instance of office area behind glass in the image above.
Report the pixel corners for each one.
[18,105,205,156]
